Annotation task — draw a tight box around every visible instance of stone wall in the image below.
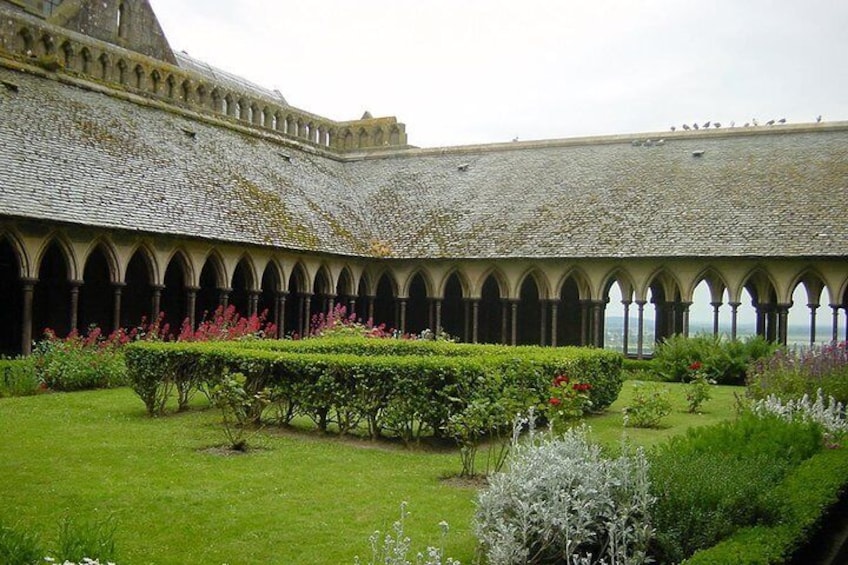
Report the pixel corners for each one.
[0,3,408,153]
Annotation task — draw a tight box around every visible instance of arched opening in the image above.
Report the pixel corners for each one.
[441,273,465,341]
[335,268,355,316]
[258,262,280,330]
[117,3,126,38]
[284,264,307,337]
[478,275,504,344]
[78,246,114,333]
[603,280,634,353]
[787,280,828,347]
[517,276,542,345]
[0,238,22,355]
[558,276,585,346]
[34,242,70,339]
[648,274,684,345]
[373,273,397,331]
[161,255,188,332]
[196,257,223,323]
[406,273,430,335]
[123,249,153,328]
[230,259,252,317]
[313,267,333,317]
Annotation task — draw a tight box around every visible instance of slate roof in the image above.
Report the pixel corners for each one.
[1,63,847,260]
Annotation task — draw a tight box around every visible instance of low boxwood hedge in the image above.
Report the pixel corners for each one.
[124,339,623,441]
[683,447,848,564]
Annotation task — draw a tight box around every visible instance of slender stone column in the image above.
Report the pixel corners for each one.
[112,282,125,331]
[186,286,198,329]
[69,281,81,333]
[550,300,559,348]
[472,299,480,343]
[592,301,604,347]
[434,299,442,334]
[635,300,646,359]
[219,287,231,308]
[399,299,407,335]
[622,301,631,355]
[510,301,518,346]
[463,299,471,342]
[348,298,356,317]
[151,284,164,319]
[682,302,691,337]
[428,299,435,331]
[327,295,336,316]
[808,303,819,346]
[302,293,313,336]
[367,296,375,323]
[500,300,508,344]
[275,291,287,336]
[711,302,722,336]
[580,300,589,346]
[540,301,547,346]
[21,278,37,355]
[777,304,790,346]
[248,291,260,317]
[832,305,840,342]
[729,302,740,340]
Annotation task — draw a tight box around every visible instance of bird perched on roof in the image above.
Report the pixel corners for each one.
[714,122,721,128]
[766,119,775,126]
[670,126,676,132]
[816,115,822,123]
[778,118,786,124]
[693,123,700,130]
[752,118,759,126]
[730,121,736,128]
[682,124,691,130]
[743,122,750,127]
[703,121,711,129]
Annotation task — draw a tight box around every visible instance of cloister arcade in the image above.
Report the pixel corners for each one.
[2,226,847,357]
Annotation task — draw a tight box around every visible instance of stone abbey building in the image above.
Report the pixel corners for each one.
[1,0,847,356]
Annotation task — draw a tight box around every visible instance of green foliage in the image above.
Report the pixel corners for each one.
[652,334,779,385]
[124,339,624,442]
[622,382,672,428]
[684,362,715,413]
[0,358,40,398]
[747,342,848,404]
[649,413,823,563]
[54,515,118,564]
[209,371,270,451]
[0,522,43,565]
[32,339,126,392]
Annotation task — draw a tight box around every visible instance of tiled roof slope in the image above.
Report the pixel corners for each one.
[1,63,846,260]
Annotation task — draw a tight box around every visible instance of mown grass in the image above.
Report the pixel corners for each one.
[0,381,741,564]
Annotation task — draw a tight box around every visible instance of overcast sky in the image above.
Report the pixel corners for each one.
[148,0,847,148]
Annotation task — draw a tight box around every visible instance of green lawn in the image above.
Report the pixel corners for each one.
[0,382,741,564]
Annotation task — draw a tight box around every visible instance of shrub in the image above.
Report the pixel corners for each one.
[32,329,127,392]
[475,426,654,565]
[354,502,459,565]
[622,382,672,428]
[648,413,823,563]
[544,374,593,433]
[0,357,40,397]
[209,371,270,451]
[653,334,779,385]
[747,342,848,404]
[683,361,715,413]
[53,515,118,564]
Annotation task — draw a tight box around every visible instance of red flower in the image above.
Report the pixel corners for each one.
[553,375,570,386]
[689,361,703,371]
[573,383,592,392]
[549,397,562,406]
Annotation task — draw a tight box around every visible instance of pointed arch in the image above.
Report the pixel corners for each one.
[373,270,399,330]
[284,262,309,337]
[437,269,468,340]
[405,270,432,335]
[516,271,544,345]
[122,245,156,328]
[79,244,115,332]
[0,236,23,355]
[161,250,192,331]
[230,255,257,317]
[558,268,594,347]
[258,259,283,330]
[196,251,226,322]
[34,239,72,338]
[478,270,508,344]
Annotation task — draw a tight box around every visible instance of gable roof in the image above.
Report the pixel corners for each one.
[1,62,846,260]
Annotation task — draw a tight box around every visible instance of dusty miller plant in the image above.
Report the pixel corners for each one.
[475,424,654,565]
[354,501,460,565]
[750,388,848,443]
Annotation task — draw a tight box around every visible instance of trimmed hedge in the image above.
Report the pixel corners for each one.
[683,447,848,564]
[124,339,623,440]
